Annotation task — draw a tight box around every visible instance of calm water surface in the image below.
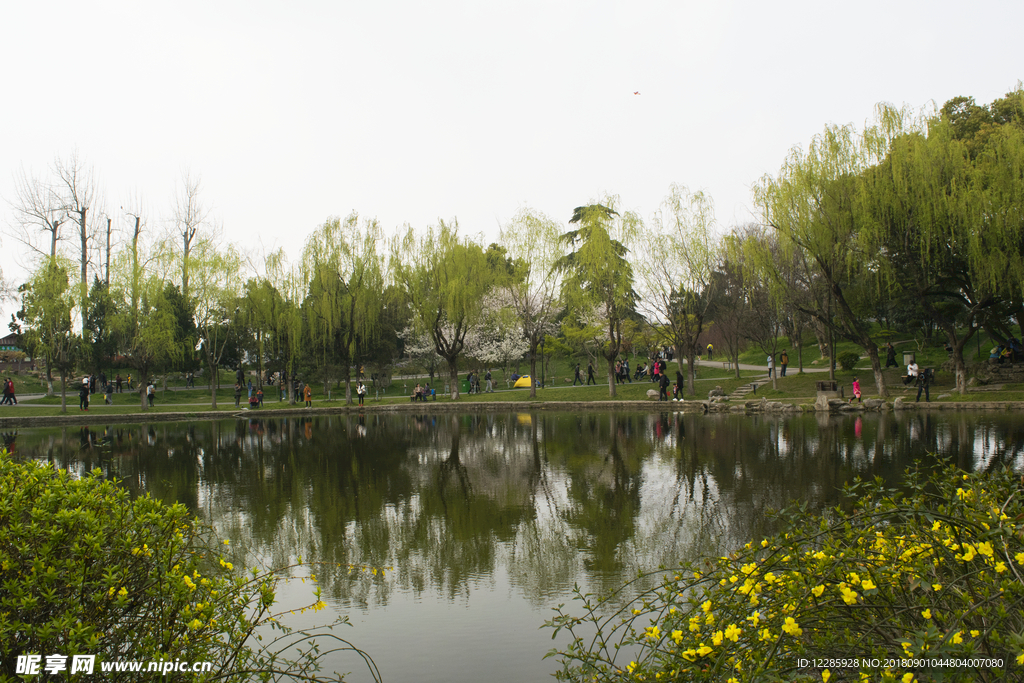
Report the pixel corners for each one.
[7,410,1024,682]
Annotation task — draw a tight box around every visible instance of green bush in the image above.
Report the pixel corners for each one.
[837,351,861,372]
[0,449,377,682]
[546,461,1024,682]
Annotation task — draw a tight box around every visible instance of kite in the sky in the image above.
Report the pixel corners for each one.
[634,91,640,95]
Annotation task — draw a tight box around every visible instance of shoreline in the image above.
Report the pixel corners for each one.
[3,398,1024,428]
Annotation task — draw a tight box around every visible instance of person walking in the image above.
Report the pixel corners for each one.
[916,368,931,402]
[257,387,264,407]
[850,377,862,403]
[675,369,686,400]
[485,369,493,393]
[623,359,631,383]
[234,382,242,408]
[115,374,123,393]
[706,343,713,361]
[586,362,596,385]
[79,381,89,411]
[885,342,898,369]
[659,371,671,401]
[780,350,789,377]
[767,354,775,378]
[303,383,312,408]
[1,378,10,406]
[573,363,583,386]
[146,382,156,407]
[357,381,366,406]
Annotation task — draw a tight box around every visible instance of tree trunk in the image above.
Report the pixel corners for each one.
[605,356,617,398]
[527,338,539,399]
[448,357,461,399]
[207,359,218,409]
[865,344,888,398]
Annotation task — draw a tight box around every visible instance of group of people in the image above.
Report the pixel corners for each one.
[901,360,933,402]
[572,363,597,385]
[411,383,435,401]
[990,338,1022,363]
[766,350,790,378]
[1,378,16,405]
[464,370,493,394]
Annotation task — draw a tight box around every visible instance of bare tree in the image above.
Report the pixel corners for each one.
[173,170,209,304]
[54,153,97,311]
[10,165,65,260]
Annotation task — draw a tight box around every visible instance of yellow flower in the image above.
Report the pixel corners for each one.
[822,671,831,683]
[996,562,1007,573]
[1016,552,1024,565]
[741,563,757,575]
[724,624,742,642]
[932,583,942,591]
[813,550,827,561]
[696,645,713,657]
[746,611,761,627]
[681,649,697,661]
[902,674,915,683]
[961,544,977,562]
[839,585,858,605]
[117,586,128,597]
[970,630,980,638]
[977,541,993,558]
[1016,652,1024,665]
[761,539,769,548]
[729,575,739,583]
[645,626,661,640]
[782,617,802,637]
[671,630,684,645]
[712,630,724,646]
[811,585,825,597]
[921,609,932,620]
[860,579,877,591]
[952,631,963,644]
[702,600,713,613]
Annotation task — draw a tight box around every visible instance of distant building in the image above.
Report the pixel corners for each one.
[0,333,22,353]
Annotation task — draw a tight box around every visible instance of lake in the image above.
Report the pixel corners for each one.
[7,409,1024,682]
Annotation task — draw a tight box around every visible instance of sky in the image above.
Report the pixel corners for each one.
[1,0,1022,325]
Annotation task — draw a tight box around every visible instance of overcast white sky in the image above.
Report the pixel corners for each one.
[1,0,1022,324]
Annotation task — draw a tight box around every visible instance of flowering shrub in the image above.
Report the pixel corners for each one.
[0,449,377,682]
[546,461,1024,682]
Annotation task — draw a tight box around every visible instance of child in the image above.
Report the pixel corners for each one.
[850,377,862,403]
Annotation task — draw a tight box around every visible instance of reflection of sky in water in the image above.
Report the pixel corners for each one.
[10,411,1024,683]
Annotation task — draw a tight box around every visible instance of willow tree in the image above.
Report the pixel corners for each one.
[635,185,718,395]
[189,240,244,409]
[17,259,81,412]
[755,122,889,397]
[302,213,386,404]
[392,220,492,400]
[109,212,179,411]
[499,208,562,398]
[861,92,1024,393]
[554,201,640,397]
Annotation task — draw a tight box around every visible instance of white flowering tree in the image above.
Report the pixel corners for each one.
[499,207,563,397]
[463,291,531,385]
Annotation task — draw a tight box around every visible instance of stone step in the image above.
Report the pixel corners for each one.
[726,381,765,401]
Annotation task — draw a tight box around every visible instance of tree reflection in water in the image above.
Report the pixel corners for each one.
[11,411,1024,682]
